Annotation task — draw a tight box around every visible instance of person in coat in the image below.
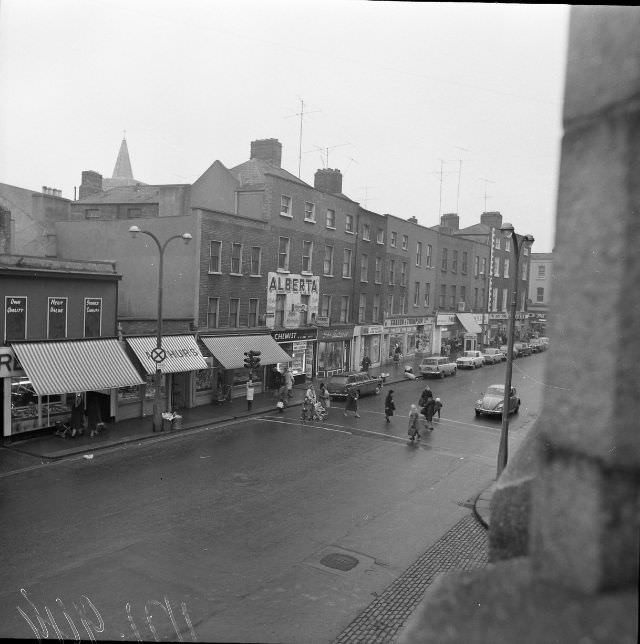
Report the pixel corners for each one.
[246,379,255,411]
[434,397,443,420]
[318,382,331,416]
[86,392,102,438]
[344,388,360,418]
[408,404,421,441]
[284,368,295,399]
[384,390,396,423]
[418,386,433,409]
[69,392,85,437]
[422,395,436,431]
[361,355,371,373]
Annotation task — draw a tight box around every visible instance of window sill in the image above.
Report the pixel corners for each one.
[362,238,371,243]
[277,268,290,274]
[301,271,313,276]
[326,225,336,230]
[208,271,222,275]
[280,213,293,218]
[345,230,355,235]
[304,218,316,224]
[229,272,243,277]
[342,275,352,280]
[249,273,262,278]
[376,241,385,245]
[323,274,334,278]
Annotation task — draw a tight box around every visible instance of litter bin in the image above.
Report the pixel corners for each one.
[172,414,183,430]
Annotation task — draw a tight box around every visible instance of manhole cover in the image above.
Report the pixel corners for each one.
[320,553,359,571]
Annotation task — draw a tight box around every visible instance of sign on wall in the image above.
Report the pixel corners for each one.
[47,297,68,339]
[84,298,102,338]
[266,272,320,329]
[4,296,27,341]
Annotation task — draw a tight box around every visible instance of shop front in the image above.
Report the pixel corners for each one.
[271,328,317,385]
[4,339,144,439]
[353,324,384,370]
[124,335,209,419]
[486,312,526,345]
[200,333,293,399]
[315,325,354,379]
[384,316,434,361]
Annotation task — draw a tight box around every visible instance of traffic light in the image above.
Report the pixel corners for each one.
[252,351,261,369]
[244,351,252,370]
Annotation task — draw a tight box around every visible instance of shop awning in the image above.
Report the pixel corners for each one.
[11,338,144,396]
[200,335,292,370]
[456,313,482,334]
[126,335,208,374]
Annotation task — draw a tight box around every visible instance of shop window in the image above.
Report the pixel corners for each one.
[10,378,69,434]
[195,369,214,393]
[318,341,344,372]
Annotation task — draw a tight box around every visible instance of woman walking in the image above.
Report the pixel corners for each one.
[422,394,436,431]
[344,388,360,418]
[384,389,396,423]
[318,382,331,417]
[408,404,421,442]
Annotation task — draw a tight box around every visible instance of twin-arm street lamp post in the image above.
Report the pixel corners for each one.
[128,225,192,432]
[496,223,534,478]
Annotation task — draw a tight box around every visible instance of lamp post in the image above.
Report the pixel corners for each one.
[128,225,192,432]
[496,223,534,477]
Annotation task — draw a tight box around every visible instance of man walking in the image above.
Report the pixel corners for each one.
[284,367,294,399]
[246,379,255,411]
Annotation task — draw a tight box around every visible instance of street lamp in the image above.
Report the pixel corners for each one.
[496,223,534,477]
[128,225,192,432]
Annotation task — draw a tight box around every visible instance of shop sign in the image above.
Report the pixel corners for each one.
[436,314,456,326]
[84,298,102,338]
[361,325,383,335]
[315,316,330,326]
[318,326,354,341]
[268,273,319,294]
[266,272,320,330]
[48,297,68,339]
[144,347,201,360]
[489,312,526,321]
[272,328,317,342]
[0,347,25,378]
[292,342,307,351]
[384,316,430,327]
[5,296,27,341]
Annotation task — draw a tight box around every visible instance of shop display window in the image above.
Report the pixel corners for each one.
[118,384,142,402]
[318,341,343,372]
[10,377,69,434]
[144,373,166,400]
[195,368,214,393]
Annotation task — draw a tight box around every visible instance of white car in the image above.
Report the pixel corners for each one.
[456,350,484,369]
[482,348,505,364]
[419,355,457,378]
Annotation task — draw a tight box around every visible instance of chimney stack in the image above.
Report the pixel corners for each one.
[407,216,418,224]
[480,211,503,229]
[440,213,459,231]
[250,138,282,168]
[79,171,103,199]
[314,168,343,194]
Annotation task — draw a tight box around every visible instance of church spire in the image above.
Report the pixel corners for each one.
[112,135,134,179]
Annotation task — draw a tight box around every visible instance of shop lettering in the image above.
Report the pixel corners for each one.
[268,276,318,293]
[144,348,200,360]
[16,588,197,642]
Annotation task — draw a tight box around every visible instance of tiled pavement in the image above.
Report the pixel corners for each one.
[333,514,489,644]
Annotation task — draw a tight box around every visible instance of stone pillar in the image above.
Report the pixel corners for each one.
[530,6,640,594]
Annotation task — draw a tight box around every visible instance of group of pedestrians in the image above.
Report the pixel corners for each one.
[408,385,443,442]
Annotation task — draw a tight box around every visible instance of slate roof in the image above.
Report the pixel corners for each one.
[229,158,312,188]
[75,185,161,204]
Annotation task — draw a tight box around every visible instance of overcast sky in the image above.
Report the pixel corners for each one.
[0,1,569,252]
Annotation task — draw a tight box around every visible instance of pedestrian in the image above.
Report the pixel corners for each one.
[69,392,85,438]
[272,367,283,398]
[422,395,436,431]
[384,389,396,423]
[344,388,360,418]
[318,382,331,416]
[284,367,294,399]
[361,355,371,373]
[418,385,433,409]
[86,392,102,438]
[434,397,443,420]
[408,404,421,441]
[276,392,286,413]
[246,379,255,411]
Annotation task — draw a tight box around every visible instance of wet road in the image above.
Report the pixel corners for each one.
[0,353,546,643]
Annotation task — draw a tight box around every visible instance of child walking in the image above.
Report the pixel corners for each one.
[434,397,443,420]
[408,404,421,442]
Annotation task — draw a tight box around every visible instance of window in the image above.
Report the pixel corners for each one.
[360,254,368,282]
[416,241,422,267]
[248,299,259,327]
[537,265,546,279]
[414,282,420,306]
[391,231,397,247]
[426,244,432,268]
[389,259,395,285]
[439,285,446,308]
[340,296,350,323]
[387,294,394,316]
[209,240,222,273]
[275,294,286,326]
[127,208,142,218]
[304,202,316,222]
[342,248,352,278]
[345,214,354,233]
[229,298,240,327]
[481,257,487,275]
[207,297,219,328]
[400,294,407,314]
[323,245,334,275]
[326,209,336,228]
[452,250,458,273]
[460,286,466,304]
[462,251,468,274]
[376,228,384,244]
[358,294,366,323]
[505,238,511,252]
[522,261,528,280]
[481,288,486,308]
[402,235,408,250]
[474,256,480,278]
[374,257,382,283]
[474,288,479,309]
[442,248,448,271]
[502,288,509,312]
[84,209,100,219]
[372,295,380,322]
[494,235,501,250]
[231,242,242,274]
[504,258,510,278]
[300,294,310,326]
[280,195,292,217]
[493,256,500,277]
[362,224,371,241]
[320,294,332,318]
[537,287,544,302]
[278,237,290,271]
[523,246,530,256]
[250,246,261,275]
[400,262,407,286]
[302,240,313,273]
[424,283,431,307]
[449,286,456,309]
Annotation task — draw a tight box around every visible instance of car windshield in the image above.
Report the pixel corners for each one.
[463,351,476,357]
[330,377,348,386]
[422,359,439,366]
[485,349,497,354]
[486,385,504,396]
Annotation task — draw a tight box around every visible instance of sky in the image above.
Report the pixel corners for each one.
[0,1,569,252]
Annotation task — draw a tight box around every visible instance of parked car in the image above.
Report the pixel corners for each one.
[419,355,457,379]
[529,338,545,353]
[539,336,550,348]
[515,342,532,356]
[500,344,519,359]
[456,350,484,369]
[475,384,521,417]
[481,348,506,364]
[326,371,383,399]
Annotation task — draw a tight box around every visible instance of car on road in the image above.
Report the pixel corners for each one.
[481,348,506,364]
[475,384,521,417]
[529,338,545,353]
[515,342,532,357]
[326,371,383,399]
[419,355,457,378]
[456,350,485,369]
[539,336,550,348]
[500,344,519,359]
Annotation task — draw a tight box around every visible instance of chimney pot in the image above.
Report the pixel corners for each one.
[250,138,282,168]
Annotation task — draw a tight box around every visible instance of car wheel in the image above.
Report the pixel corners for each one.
[440,371,445,379]
[374,384,382,395]
[453,368,457,375]
[475,409,481,417]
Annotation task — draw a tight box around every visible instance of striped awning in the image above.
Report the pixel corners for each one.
[11,338,144,396]
[200,335,292,370]
[126,335,208,374]
[456,313,483,334]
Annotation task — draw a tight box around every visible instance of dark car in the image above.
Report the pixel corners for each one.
[475,384,520,417]
[516,342,532,356]
[326,371,383,399]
